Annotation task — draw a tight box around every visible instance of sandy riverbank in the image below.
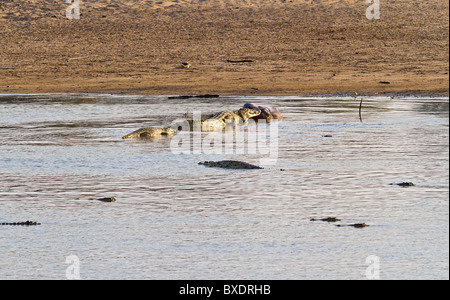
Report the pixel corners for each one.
[0,0,448,96]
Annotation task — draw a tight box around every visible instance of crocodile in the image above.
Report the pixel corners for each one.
[243,103,283,123]
[89,197,116,202]
[310,217,341,222]
[336,223,369,228]
[1,221,41,226]
[310,217,369,228]
[199,160,263,169]
[202,108,261,131]
[122,127,176,139]
[206,108,261,124]
[389,182,415,187]
[182,108,261,131]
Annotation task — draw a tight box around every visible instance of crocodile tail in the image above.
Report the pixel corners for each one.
[122,130,141,139]
[123,127,149,139]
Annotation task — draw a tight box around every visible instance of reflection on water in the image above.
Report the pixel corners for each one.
[0,94,448,279]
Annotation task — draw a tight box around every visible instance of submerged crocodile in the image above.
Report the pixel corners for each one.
[89,197,116,202]
[199,160,263,169]
[310,217,341,222]
[243,103,283,123]
[310,217,369,228]
[1,221,41,226]
[122,127,176,139]
[389,182,415,187]
[182,108,261,131]
[336,223,369,228]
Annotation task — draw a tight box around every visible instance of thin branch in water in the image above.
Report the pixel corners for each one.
[359,97,363,123]
[354,92,363,123]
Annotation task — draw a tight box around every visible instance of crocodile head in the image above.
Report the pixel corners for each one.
[237,108,261,122]
[161,127,177,135]
[243,103,283,122]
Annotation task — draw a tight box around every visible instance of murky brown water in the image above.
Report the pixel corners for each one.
[0,93,448,279]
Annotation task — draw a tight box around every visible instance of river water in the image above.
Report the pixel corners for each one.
[0,93,448,280]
